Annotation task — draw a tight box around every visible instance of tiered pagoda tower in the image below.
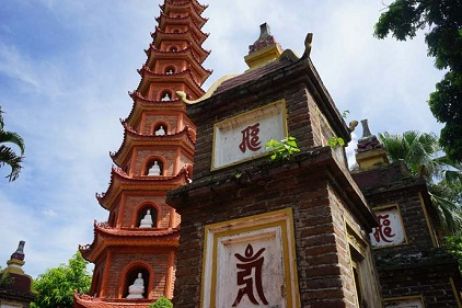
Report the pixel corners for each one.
[75,0,210,306]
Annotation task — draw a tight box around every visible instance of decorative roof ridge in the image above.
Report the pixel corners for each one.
[146,45,211,73]
[144,40,212,57]
[114,165,190,182]
[136,46,211,93]
[153,26,209,41]
[94,224,180,237]
[96,166,191,209]
[124,122,195,142]
[128,90,183,105]
[74,293,153,303]
[146,44,211,58]
[139,64,192,77]
[176,74,237,105]
[160,0,207,15]
[156,11,207,29]
[144,44,211,65]
[79,222,180,260]
[110,124,195,166]
[138,66,204,89]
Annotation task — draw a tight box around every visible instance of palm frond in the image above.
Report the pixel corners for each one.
[0,106,4,130]
[0,146,24,181]
[0,131,25,154]
[429,190,462,233]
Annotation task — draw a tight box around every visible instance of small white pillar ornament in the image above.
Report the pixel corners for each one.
[155,125,166,136]
[139,210,153,228]
[148,161,161,176]
[126,273,145,299]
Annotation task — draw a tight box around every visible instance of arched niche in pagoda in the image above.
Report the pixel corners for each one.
[135,203,159,228]
[160,90,173,101]
[119,262,153,299]
[144,157,165,176]
[153,122,168,136]
[165,65,176,75]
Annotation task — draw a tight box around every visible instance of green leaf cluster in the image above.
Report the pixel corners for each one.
[31,252,91,308]
[0,106,25,182]
[374,0,462,162]
[327,136,345,149]
[149,296,173,308]
[445,235,462,271]
[265,136,301,161]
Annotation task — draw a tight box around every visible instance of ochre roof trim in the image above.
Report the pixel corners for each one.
[176,74,237,105]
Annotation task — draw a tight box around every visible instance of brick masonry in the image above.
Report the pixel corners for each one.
[353,162,462,307]
[168,55,381,307]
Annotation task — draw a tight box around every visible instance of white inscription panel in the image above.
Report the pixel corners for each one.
[369,206,406,248]
[217,228,284,307]
[212,100,287,170]
[384,297,424,308]
[201,209,300,308]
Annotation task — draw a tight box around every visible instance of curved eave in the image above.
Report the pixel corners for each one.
[74,293,154,308]
[145,45,212,82]
[157,12,206,30]
[80,224,179,263]
[154,26,209,48]
[153,28,208,48]
[138,66,205,88]
[146,41,210,64]
[96,167,190,210]
[137,67,206,98]
[161,1,208,22]
[124,92,187,127]
[164,0,208,14]
[111,124,196,166]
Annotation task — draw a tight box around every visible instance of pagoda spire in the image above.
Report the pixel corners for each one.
[75,0,210,306]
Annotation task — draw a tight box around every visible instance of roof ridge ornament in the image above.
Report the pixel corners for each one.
[248,23,276,54]
[355,119,389,170]
[244,23,283,69]
[301,33,313,59]
[360,119,372,139]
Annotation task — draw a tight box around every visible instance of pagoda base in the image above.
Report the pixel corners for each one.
[74,294,157,308]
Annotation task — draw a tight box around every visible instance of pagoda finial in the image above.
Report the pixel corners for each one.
[355,119,389,171]
[5,241,26,275]
[360,119,372,138]
[244,23,283,69]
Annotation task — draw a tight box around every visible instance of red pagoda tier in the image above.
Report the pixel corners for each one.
[75,0,210,306]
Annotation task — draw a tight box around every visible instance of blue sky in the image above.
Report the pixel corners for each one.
[0,0,443,278]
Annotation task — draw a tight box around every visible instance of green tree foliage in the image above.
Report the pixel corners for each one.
[374,0,462,161]
[0,106,25,181]
[149,296,173,308]
[31,252,91,308]
[379,131,462,233]
[445,235,462,270]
